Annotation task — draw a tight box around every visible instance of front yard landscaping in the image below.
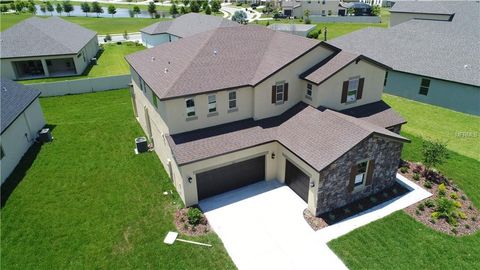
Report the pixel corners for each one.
[21,42,145,84]
[328,94,480,269]
[1,89,235,269]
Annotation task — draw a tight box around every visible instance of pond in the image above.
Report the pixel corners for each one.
[35,4,171,19]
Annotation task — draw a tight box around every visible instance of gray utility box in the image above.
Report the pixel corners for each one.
[135,137,148,153]
[38,128,52,143]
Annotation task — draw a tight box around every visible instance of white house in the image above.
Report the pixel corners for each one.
[1,79,46,184]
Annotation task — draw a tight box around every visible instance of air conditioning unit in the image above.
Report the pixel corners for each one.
[91,58,97,65]
[135,137,148,153]
[38,128,52,143]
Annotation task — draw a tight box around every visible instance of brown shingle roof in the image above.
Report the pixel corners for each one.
[339,100,406,128]
[167,103,408,171]
[126,25,322,100]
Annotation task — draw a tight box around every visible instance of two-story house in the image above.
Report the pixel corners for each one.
[125,25,408,217]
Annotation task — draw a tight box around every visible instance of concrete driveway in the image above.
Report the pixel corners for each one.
[199,180,347,270]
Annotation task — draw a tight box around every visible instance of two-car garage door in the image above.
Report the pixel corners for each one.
[196,156,266,201]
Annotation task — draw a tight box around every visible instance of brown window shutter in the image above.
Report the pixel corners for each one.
[357,78,365,100]
[341,81,348,103]
[284,83,289,101]
[348,165,357,192]
[271,85,276,104]
[365,159,375,186]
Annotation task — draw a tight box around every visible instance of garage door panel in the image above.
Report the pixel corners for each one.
[285,160,309,202]
[197,156,265,200]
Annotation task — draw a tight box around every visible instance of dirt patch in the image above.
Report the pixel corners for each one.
[174,208,211,236]
[303,209,328,231]
[400,161,479,236]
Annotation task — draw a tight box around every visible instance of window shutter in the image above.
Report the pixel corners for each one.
[341,81,348,103]
[348,165,357,192]
[271,85,276,104]
[365,159,375,186]
[284,83,289,101]
[357,78,365,100]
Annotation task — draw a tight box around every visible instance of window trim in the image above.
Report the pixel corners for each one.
[354,160,369,187]
[346,76,360,103]
[228,90,237,110]
[185,97,196,118]
[275,81,285,104]
[208,94,217,113]
[419,78,430,96]
[306,83,313,98]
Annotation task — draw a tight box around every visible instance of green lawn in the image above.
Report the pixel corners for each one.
[328,94,480,269]
[0,89,236,269]
[1,13,170,33]
[20,42,145,84]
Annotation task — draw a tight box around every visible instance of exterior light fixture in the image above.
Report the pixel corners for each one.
[310,181,315,188]
[187,176,192,183]
[271,152,276,159]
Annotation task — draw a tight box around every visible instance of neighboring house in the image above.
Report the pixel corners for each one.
[0,79,46,184]
[282,0,341,17]
[389,1,454,26]
[126,25,408,216]
[0,17,99,81]
[330,1,480,115]
[338,2,372,16]
[140,13,240,48]
[267,24,316,37]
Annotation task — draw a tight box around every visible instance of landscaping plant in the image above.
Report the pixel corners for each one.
[421,139,449,173]
[187,207,203,226]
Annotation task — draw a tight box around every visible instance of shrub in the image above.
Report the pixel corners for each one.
[392,188,398,194]
[304,18,311,24]
[461,194,467,200]
[431,212,440,219]
[307,29,319,39]
[413,163,423,174]
[438,183,447,196]
[413,173,420,181]
[415,209,421,216]
[453,201,462,208]
[400,166,409,173]
[424,181,432,189]
[105,34,112,42]
[465,224,470,229]
[187,208,203,225]
[429,219,436,224]
[458,211,467,220]
[450,193,458,200]
[425,199,435,208]
[421,139,449,172]
[472,216,477,222]
[435,197,459,225]
[451,228,457,234]
[468,205,473,210]
[417,203,425,211]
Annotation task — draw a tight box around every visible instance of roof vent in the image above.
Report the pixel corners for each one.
[464,64,471,69]
[213,49,217,55]
[151,57,155,62]
[2,87,6,92]
[164,68,168,73]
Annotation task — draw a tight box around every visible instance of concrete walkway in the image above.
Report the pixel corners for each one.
[199,174,431,270]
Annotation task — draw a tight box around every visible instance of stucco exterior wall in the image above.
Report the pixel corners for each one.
[390,12,451,26]
[314,59,385,110]
[315,135,403,215]
[385,71,480,115]
[141,33,175,48]
[1,99,46,183]
[73,37,100,75]
[291,1,340,17]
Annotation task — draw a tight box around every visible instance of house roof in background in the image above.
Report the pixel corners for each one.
[167,102,408,170]
[267,24,316,32]
[390,1,452,14]
[329,1,480,86]
[140,13,240,37]
[0,17,97,59]
[127,25,326,100]
[1,79,41,134]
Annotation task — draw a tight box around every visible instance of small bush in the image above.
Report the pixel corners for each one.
[451,228,458,234]
[458,211,467,220]
[425,199,435,208]
[424,181,432,189]
[461,194,467,200]
[417,203,425,211]
[400,167,409,173]
[450,193,458,200]
[438,183,447,196]
[412,163,423,174]
[413,173,420,181]
[187,208,203,225]
[472,216,477,222]
[431,212,440,219]
[307,29,319,39]
[415,209,421,216]
[453,201,462,208]
[429,219,436,224]
[392,188,398,194]
[468,205,473,210]
[465,224,470,229]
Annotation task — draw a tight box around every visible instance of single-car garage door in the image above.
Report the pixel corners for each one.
[285,160,309,202]
[196,156,265,201]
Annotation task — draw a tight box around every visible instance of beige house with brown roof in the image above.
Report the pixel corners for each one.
[126,25,408,216]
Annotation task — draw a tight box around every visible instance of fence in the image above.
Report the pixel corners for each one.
[310,15,381,23]
[27,75,131,97]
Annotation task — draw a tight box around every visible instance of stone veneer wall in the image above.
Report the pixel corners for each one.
[315,135,404,216]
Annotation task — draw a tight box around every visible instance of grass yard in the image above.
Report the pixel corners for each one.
[328,94,480,269]
[0,89,236,269]
[0,13,170,33]
[21,42,145,84]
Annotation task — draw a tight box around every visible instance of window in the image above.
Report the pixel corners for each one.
[322,10,326,15]
[275,83,284,103]
[306,83,312,98]
[185,98,195,117]
[383,71,388,86]
[208,94,216,113]
[228,91,237,110]
[347,77,360,102]
[139,77,146,92]
[354,161,369,186]
[0,145,4,160]
[151,89,158,108]
[419,78,430,96]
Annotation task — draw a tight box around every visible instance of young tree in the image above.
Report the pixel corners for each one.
[421,139,449,172]
[80,2,90,16]
[46,1,54,15]
[55,2,63,15]
[132,5,140,17]
[201,1,208,11]
[210,0,220,13]
[204,4,211,15]
[91,1,103,17]
[9,2,16,12]
[40,4,46,14]
[371,5,380,16]
[169,3,178,17]
[27,1,36,14]
[179,5,186,14]
[62,1,73,16]
[231,10,247,24]
[1,5,9,13]
[147,1,156,18]
[189,0,199,12]
[181,0,189,7]
[107,4,116,17]
[14,1,25,13]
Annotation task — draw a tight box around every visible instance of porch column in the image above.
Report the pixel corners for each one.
[40,59,50,77]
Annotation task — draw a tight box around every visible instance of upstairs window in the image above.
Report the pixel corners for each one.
[419,78,430,96]
[272,82,289,104]
[139,77,146,92]
[355,161,369,186]
[347,77,359,102]
[185,98,195,117]
[341,77,364,104]
[151,89,158,108]
[208,94,217,113]
[306,83,313,98]
[228,91,237,110]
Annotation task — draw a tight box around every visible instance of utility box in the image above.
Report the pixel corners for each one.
[135,137,148,153]
[38,128,52,143]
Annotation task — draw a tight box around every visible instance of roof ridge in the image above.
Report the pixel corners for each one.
[23,17,77,53]
[249,29,278,84]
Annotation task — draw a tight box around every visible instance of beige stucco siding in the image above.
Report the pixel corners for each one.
[314,59,385,110]
[390,12,451,26]
[292,1,340,17]
[1,99,45,183]
[253,45,333,120]
[72,37,100,75]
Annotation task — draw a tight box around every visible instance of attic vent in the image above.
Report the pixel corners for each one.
[151,57,155,62]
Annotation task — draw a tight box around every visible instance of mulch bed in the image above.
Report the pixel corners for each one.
[400,161,480,236]
[174,208,211,236]
[304,182,409,231]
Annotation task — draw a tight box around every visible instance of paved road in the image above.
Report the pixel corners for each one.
[98,32,141,44]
